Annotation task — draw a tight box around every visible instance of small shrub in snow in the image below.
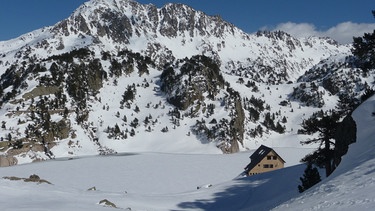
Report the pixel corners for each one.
[197,184,212,189]
[87,186,96,191]
[99,199,117,208]
[161,126,169,133]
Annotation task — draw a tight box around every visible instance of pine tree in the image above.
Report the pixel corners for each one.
[298,164,321,193]
[114,124,120,134]
[275,122,285,134]
[130,129,135,137]
[299,110,341,177]
[282,116,287,123]
[63,107,69,118]
[248,107,260,122]
[336,94,359,115]
[352,10,375,71]
[262,112,275,129]
[130,118,139,128]
[121,85,136,106]
[134,105,140,113]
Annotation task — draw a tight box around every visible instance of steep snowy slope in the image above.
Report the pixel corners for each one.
[273,95,375,210]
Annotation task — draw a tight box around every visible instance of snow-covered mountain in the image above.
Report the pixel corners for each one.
[1,0,348,80]
[0,0,373,164]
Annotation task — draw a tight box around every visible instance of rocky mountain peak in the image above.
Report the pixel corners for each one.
[51,0,238,42]
[52,0,139,42]
[158,2,236,38]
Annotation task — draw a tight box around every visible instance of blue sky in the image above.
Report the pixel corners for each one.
[0,0,374,43]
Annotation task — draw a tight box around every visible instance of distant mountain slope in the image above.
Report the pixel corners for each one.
[0,0,349,82]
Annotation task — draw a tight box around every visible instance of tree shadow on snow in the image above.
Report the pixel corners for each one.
[175,164,306,211]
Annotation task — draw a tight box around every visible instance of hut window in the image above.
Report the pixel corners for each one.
[273,156,277,160]
[264,164,274,168]
[267,156,272,160]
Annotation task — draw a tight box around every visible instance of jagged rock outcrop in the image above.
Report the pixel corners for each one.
[0,156,17,167]
[161,55,225,110]
[334,114,357,166]
[160,55,243,152]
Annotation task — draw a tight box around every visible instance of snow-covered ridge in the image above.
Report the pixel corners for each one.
[0,0,350,82]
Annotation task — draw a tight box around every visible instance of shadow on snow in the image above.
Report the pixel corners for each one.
[175,164,306,211]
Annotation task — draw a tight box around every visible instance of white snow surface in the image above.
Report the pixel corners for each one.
[0,95,374,210]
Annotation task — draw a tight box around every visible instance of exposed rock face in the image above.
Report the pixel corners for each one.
[161,55,225,110]
[99,10,132,43]
[99,199,117,208]
[229,95,245,153]
[160,55,244,153]
[2,174,52,184]
[22,86,60,101]
[0,156,17,167]
[334,115,357,166]
[158,3,234,38]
